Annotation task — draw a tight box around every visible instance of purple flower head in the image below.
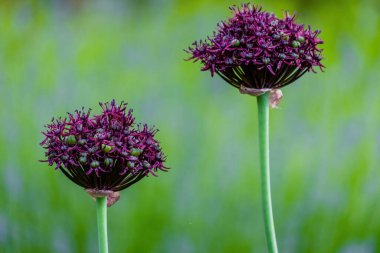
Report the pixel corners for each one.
[40,100,168,204]
[186,3,324,95]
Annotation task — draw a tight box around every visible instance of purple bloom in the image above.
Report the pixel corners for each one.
[40,100,168,202]
[186,4,324,94]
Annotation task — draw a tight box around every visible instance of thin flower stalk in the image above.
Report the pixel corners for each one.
[186,3,323,252]
[40,100,169,253]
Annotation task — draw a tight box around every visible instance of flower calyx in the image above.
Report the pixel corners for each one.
[86,189,121,207]
[239,86,283,109]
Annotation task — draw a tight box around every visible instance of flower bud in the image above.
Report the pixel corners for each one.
[231,39,240,47]
[102,144,113,153]
[91,160,100,168]
[65,135,77,146]
[143,161,151,169]
[104,158,113,167]
[88,147,97,154]
[297,36,305,43]
[292,41,301,48]
[130,148,142,156]
[78,139,87,145]
[262,57,270,65]
[79,156,87,164]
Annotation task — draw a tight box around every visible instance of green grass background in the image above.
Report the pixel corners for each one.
[1,0,380,252]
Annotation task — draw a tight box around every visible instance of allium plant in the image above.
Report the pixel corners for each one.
[40,100,168,253]
[186,4,323,253]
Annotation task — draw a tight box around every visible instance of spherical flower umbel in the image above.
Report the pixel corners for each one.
[186,3,324,97]
[40,100,168,206]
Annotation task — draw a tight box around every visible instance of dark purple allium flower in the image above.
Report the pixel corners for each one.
[40,100,168,205]
[186,3,324,95]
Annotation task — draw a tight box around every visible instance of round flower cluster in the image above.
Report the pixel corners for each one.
[186,3,324,91]
[40,100,168,192]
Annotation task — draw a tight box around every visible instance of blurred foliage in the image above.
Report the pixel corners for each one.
[0,0,380,252]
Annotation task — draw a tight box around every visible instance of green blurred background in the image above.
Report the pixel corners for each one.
[1,0,380,252]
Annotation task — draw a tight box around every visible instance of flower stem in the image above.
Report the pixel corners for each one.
[96,197,109,253]
[257,92,278,253]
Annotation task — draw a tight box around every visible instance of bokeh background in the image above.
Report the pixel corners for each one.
[1,0,380,252]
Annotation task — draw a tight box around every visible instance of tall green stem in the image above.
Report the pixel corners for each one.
[257,92,278,253]
[96,197,109,253]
